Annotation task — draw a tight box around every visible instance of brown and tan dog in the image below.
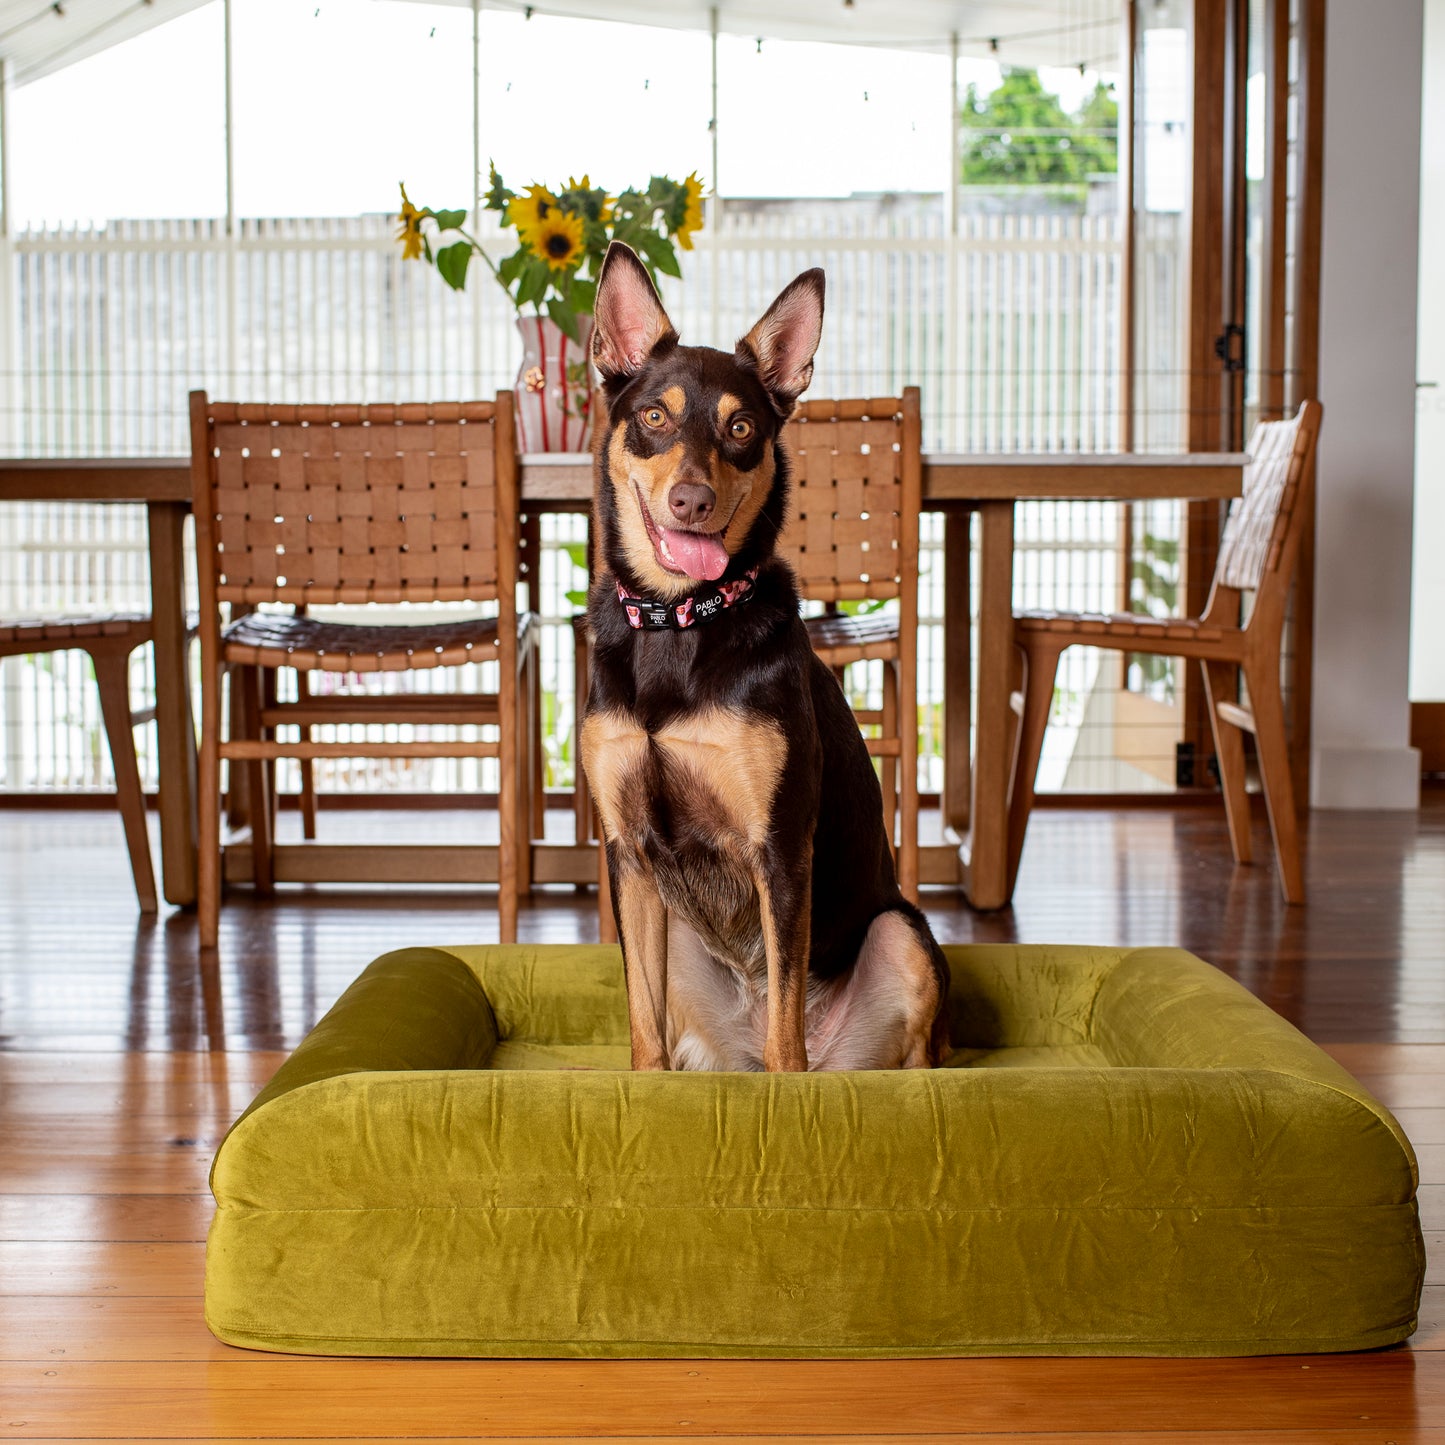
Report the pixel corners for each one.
[580,241,949,1073]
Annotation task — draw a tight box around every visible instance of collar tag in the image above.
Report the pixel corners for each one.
[617,567,760,631]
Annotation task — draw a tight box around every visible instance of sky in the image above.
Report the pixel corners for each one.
[7,0,1121,226]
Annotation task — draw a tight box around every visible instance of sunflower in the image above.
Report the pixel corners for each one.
[674,171,705,251]
[529,208,587,271]
[505,183,558,249]
[395,183,426,261]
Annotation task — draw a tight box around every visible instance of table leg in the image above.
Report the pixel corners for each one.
[960,499,1015,911]
[147,502,198,907]
[941,507,973,837]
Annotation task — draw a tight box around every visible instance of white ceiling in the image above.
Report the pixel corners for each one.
[0,0,1121,88]
[469,0,1123,65]
[0,0,205,86]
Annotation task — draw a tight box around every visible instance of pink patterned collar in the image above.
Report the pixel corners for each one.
[616,567,760,631]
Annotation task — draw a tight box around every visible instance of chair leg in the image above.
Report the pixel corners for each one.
[1202,660,1253,866]
[224,663,249,832]
[530,643,546,842]
[295,671,318,841]
[497,654,519,946]
[198,673,223,950]
[573,623,593,845]
[1007,647,1026,774]
[1005,639,1061,897]
[238,666,273,895]
[91,646,158,914]
[879,660,898,867]
[897,656,920,904]
[514,646,534,895]
[298,731,318,840]
[262,664,280,844]
[1245,658,1306,905]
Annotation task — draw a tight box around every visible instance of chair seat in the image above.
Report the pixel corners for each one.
[1015,609,1230,649]
[0,612,152,647]
[222,611,538,673]
[804,611,901,665]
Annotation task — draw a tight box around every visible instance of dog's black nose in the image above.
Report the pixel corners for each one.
[668,481,715,526]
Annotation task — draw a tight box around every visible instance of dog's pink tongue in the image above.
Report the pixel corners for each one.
[663,529,730,582]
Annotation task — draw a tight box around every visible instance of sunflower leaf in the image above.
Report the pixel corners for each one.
[515,257,551,307]
[636,229,681,279]
[432,208,468,231]
[548,300,582,343]
[435,241,473,291]
[570,277,597,314]
[497,250,526,287]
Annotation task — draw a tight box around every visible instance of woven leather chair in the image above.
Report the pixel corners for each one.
[1008,400,1323,904]
[190,391,539,947]
[0,614,158,911]
[778,388,924,899]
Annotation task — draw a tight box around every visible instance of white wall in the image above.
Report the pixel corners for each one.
[1311,0,1424,808]
[1413,0,1445,701]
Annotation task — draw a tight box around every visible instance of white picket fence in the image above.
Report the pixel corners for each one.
[0,205,1188,797]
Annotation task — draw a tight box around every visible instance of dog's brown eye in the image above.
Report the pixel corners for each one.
[641,407,668,430]
[730,418,754,441]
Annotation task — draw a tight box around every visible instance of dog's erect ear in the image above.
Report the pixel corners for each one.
[737,268,825,413]
[592,241,677,378]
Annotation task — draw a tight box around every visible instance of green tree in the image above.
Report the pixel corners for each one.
[961,69,1118,187]
[1073,79,1120,175]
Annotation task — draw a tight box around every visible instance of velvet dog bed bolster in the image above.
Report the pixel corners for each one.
[205,944,1424,1358]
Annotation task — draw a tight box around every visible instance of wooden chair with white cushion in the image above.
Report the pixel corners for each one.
[190,391,539,947]
[778,388,924,899]
[1007,400,1323,904]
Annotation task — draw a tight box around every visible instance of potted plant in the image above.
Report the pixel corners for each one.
[397,167,704,451]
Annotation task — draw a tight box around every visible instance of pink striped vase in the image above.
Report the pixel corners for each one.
[514,314,594,453]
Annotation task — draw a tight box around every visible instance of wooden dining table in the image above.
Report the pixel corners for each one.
[0,450,1244,912]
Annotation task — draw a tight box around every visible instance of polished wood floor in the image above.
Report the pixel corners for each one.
[1,796,1442,1441]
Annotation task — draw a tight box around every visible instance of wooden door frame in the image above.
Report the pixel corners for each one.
[1178,0,1325,801]
[1180,0,1243,781]
[1413,703,1445,774]
[1286,0,1326,806]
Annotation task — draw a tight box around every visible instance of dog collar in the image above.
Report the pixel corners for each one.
[616,567,760,631]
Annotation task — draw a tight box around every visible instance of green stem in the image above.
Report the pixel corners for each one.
[450,226,505,285]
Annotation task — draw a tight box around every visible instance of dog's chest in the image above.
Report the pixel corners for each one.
[582,705,787,854]
[582,704,787,963]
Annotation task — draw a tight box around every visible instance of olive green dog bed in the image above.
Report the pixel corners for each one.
[205,944,1423,1358]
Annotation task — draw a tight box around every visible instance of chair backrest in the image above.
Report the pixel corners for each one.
[189,394,518,609]
[777,389,922,606]
[1213,399,1323,608]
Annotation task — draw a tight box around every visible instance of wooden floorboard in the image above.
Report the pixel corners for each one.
[7,1437,1445,1445]
[1,801,1442,1439]
[0,1193,215,1242]
[1,1352,1439,1436]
